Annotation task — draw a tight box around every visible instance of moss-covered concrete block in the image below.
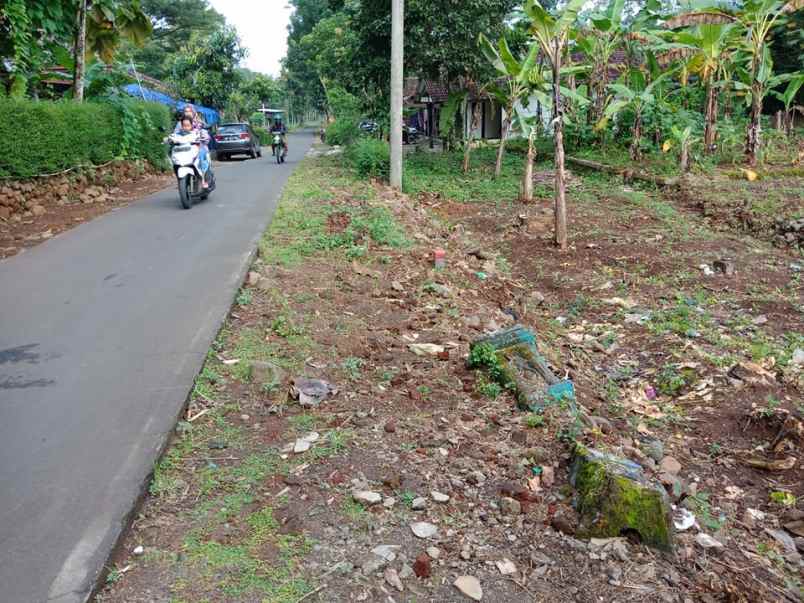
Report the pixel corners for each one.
[570,445,673,551]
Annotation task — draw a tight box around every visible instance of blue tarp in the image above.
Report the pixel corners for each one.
[122,84,220,126]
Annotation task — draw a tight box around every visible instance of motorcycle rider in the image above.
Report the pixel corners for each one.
[175,104,211,187]
[270,118,288,158]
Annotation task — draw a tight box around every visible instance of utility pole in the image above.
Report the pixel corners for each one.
[389,0,404,189]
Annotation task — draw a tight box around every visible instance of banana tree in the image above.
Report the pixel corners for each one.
[478,33,538,179]
[663,125,698,172]
[670,0,804,164]
[770,73,804,135]
[73,0,152,101]
[574,0,626,125]
[523,0,586,251]
[673,23,739,152]
[598,70,668,161]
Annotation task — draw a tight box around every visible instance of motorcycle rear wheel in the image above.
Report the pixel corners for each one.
[179,175,193,209]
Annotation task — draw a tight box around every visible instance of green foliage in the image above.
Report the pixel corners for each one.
[347,138,390,179]
[0,97,170,178]
[253,126,271,146]
[167,25,246,108]
[325,118,359,146]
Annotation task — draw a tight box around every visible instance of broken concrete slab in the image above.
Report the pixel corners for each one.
[570,445,673,551]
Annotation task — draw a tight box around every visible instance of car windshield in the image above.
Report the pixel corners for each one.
[218,125,247,135]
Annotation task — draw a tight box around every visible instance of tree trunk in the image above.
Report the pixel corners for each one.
[494,111,510,179]
[774,110,783,130]
[703,83,718,153]
[73,0,88,102]
[521,132,535,202]
[463,100,481,174]
[745,84,762,167]
[630,114,642,161]
[553,39,568,251]
[784,109,794,137]
[680,141,689,173]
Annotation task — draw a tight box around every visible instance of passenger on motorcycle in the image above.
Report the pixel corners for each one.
[270,119,288,157]
[175,104,211,187]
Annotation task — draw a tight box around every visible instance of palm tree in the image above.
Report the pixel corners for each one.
[522,0,586,251]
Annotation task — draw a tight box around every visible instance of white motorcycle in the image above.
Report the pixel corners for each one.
[167,131,215,209]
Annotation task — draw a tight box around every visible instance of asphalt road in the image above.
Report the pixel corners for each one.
[0,132,313,602]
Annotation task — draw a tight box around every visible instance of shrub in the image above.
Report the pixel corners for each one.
[325,117,359,146]
[0,97,171,179]
[253,126,271,146]
[347,137,390,179]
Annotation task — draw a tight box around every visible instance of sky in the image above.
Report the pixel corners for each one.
[209,0,294,77]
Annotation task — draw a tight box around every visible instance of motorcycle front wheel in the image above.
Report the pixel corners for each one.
[179,175,193,209]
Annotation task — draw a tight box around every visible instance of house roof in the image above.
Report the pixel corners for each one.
[403,78,450,104]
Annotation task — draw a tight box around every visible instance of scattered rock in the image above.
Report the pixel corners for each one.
[550,514,576,536]
[712,258,735,276]
[132,545,144,556]
[426,546,441,559]
[453,575,483,601]
[31,204,46,217]
[383,496,396,508]
[431,491,450,503]
[499,496,521,516]
[384,420,397,433]
[290,377,337,407]
[249,360,285,386]
[792,348,804,367]
[495,558,517,575]
[659,456,682,475]
[293,432,319,453]
[641,439,664,463]
[384,567,404,592]
[413,553,432,577]
[411,497,427,510]
[541,466,555,488]
[246,271,261,286]
[408,343,445,356]
[410,522,438,539]
[352,490,382,506]
[695,533,724,552]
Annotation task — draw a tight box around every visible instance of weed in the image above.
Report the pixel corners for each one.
[342,498,368,522]
[770,490,797,507]
[685,491,725,531]
[399,490,416,507]
[476,376,502,400]
[105,567,123,585]
[759,396,782,418]
[655,363,696,397]
[524,413,545,428]
[289,414,315,432]
[236,288,252,306]
[341,356,364,380]
[271,314,305,338]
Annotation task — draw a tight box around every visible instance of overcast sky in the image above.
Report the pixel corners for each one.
[209,0,294,77]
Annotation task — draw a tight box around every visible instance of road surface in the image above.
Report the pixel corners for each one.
[0,132,313,602]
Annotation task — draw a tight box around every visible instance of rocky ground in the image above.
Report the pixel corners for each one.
[0,160,171,259]
[99,145,802,603]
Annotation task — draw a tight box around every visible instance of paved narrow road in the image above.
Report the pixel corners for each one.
[0,132,313,603]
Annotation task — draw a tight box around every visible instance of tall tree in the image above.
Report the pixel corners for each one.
[167,25,246,108]
[124,0,225,80]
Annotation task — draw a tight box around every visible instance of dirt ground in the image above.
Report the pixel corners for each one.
[98,146,802,603]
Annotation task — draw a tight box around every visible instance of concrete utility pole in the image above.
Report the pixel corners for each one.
[390,0,404,189]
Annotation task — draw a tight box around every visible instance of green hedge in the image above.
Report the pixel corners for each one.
[325,117,359,146]
[0,98,172,179]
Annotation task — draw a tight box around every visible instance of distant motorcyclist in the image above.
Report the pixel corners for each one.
[270,119,288,157]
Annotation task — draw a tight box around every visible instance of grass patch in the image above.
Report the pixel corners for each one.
[402,147,523,203]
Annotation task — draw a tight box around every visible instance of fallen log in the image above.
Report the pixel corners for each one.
[566,156,681,188]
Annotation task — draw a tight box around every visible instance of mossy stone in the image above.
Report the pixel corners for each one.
[571,445,673,551]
